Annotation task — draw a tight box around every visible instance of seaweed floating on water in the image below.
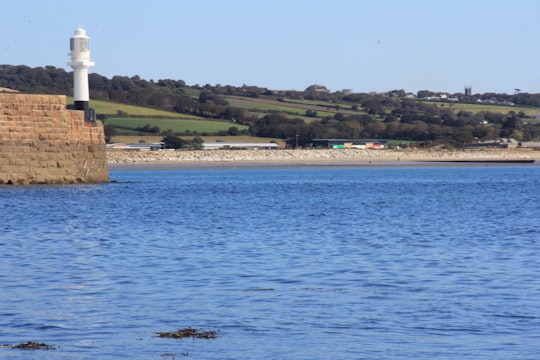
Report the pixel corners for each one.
[157,327,218,339]
[4,341,55,350]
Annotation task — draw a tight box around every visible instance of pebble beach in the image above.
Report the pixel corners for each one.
[107,148,538,168]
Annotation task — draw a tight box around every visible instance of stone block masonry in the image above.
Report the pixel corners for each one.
[0,93,109,184]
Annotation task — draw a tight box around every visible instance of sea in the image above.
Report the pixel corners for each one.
[1,164,539,359]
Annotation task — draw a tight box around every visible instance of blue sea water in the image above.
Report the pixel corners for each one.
[1,165,539,359]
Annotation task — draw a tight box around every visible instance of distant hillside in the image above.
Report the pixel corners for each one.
[1,64,540,147]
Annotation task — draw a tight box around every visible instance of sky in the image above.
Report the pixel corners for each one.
[1,0,539,95]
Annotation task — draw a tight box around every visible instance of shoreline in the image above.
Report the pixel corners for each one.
[107,148,539,170]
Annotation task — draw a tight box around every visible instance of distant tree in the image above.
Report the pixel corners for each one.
[334,113,346,121]
[198,90,228,106]
[228,126,239,136]
[103,125,117,143]
[388,89,406,98]
[304,84,329,92]
[191,135,204,150]
[364,121,386,138]
[135,124,160,133]
[162,135,185,149]
[502,114,523,130]
[417,90,435,98]
[305,109,318,117]
[522,123,540,141]
[383,114,399,123]
[484,112,506,125]
[451,127,475,147]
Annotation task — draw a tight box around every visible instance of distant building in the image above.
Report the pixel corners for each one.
[203,142,279,150]
[312,139,387,149]
[464,86,472,96]
[307,84,330,93]
[465,138,523,149]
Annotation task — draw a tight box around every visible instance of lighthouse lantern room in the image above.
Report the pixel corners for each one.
[67,26,95,121]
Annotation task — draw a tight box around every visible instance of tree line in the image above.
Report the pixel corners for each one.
[1,64,539,146]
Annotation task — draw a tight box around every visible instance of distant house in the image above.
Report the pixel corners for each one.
[499,138,519,148]
[305,84,330,93]
[466,138,521,149]
[312,139,387,149]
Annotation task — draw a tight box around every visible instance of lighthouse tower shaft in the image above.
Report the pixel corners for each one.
[67,27,95,120]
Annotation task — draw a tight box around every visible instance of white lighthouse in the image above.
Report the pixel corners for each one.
[67,26,95,120]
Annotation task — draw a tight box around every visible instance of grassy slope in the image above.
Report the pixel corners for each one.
[224,95,357,119]
[106,117,248,134]
[76,97,247,135]
[226,95,540,118]
[85,92,538,122]
[423,100,539,116]
[68,97,191,117]
[92,92,540,142]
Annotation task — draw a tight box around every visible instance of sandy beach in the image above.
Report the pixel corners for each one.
[107,148,538,170]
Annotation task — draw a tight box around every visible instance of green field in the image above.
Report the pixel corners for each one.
[424,100,540,116]
[181,87,202,99]
[225,97,306,114]
[224,96,345,119]
[282,98,356,111]
[71,97,250,137]
[68,97,196,117]
[105,117,248,134]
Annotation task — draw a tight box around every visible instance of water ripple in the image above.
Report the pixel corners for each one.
[1,166,539,359]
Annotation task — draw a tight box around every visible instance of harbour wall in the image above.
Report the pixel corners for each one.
[0,93,109,184]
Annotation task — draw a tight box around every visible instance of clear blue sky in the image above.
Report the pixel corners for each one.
[2,0,539,94]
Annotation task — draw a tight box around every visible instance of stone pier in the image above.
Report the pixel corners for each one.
[0,93,109,184]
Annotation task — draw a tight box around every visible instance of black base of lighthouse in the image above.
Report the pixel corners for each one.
[74,100,89,112]
[74,101,95,122]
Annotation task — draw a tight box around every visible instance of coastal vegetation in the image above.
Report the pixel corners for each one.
[1,64,540,147]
